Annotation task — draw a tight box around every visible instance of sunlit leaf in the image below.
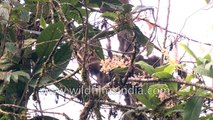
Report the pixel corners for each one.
[183,96,204,120]
[155,64,169,72]
[199,115,213,120]
[40,16,47,29]
[166,82,178,91]
[185,74,195,82]
[195,89,212,97]
[179,44,202,65]
[203,54,211,62]
[164,65,176,74]
[152,72,173,79]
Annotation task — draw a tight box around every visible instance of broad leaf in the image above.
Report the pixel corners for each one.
[132,26,148,46]
[112,67,128,74]
[122,4,133,13]
[146,42,154,56]
[135,84,160,109]
[70,0,80,5]
[193,65,213,78]
[152,72,173,79]
[102,2,123,11]
[40,16,47,29]
[179,44,202,65]
[36,22,64,58]
[30,43,72,86]
[136,61,155,75]
[155,64,169,72]
[183,96,204,120]
[164,65,176,74]
[203,54,211,62]
[56,77,81,95]
[102,12,117,21]
[185,74,196,82]
[94,46,104,59]
[148,84,169,97]
[11,71,30,83]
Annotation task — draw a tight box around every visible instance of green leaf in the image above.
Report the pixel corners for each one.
[36,22,64,58]
[179,44,202,65]
[102,2,123,11]
[132,26,148,46]
[152,72,173,79]
[199,115,213,120]
[112,67,128,74]
[40,16,47,29]
[135,84,160,109]
[136,61,155,75]
[122,4,133,13]
[195,89,212,97]
[148,84,169,97]
[146,42,154,56]
[31,43,71,86]
[185,74,195,82]
[54,43,72,65]
[20,9,30,22]
[102,12,117,21]
[70,0,80,5]
[155,64,169,72]
[193,65,213,78]
[94,46,104,59]
[183,96,204,120]
[8,27,16,42]
[5,42,18,53]
[11,71,30,83]
[203,54,211,62]
[164,65,176,74]
[55,78,81,95]
[166,83,178,91]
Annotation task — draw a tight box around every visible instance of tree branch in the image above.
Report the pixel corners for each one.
[128,78,213,92]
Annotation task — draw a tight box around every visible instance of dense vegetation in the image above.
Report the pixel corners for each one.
[0,0,212,119]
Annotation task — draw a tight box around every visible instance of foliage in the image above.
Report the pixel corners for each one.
[0,0,212,120]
